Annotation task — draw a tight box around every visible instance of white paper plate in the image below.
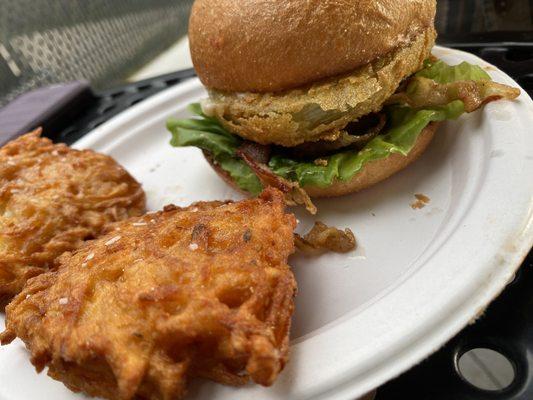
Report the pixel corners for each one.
[1,47,532,400]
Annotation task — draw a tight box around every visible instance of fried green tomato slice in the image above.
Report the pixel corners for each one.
[202,27,436,147]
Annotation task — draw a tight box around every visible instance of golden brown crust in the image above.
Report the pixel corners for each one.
[204,27,436,147]
[1,188,297,400]
[205,123,438,198]
[190,0,437,92]
[0,129,146,304]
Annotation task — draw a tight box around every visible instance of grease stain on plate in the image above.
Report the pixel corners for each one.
[425,207,443,217]
[149,163,162,173]
[490,149,505,158]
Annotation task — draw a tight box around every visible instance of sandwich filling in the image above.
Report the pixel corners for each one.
[200,27,437,147]
[168,59,519,198]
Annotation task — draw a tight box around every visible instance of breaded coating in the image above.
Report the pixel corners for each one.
[1,188,297,400]
[0,129,145,305]
[202,27,435,147]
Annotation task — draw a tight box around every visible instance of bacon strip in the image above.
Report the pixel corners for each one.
[237,141,271,165]
[236,146,317,215]
[295,222,356,255]
[387,77,520,112]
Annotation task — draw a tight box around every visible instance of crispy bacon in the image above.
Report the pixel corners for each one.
[387,77,520,112]
[295,222,356,255]
[237,141,271,165]
[236,147,317,215]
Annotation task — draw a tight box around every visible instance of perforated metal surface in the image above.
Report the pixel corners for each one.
[0,0,193,107]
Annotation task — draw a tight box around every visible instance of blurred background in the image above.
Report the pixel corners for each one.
[0,0,194,106]
[436,0,533,32]
[1,0,532,107]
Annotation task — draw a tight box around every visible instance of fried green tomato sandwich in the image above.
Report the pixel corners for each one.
[168,0,519,211]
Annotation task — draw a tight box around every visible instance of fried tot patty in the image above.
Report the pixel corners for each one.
[0,188,297,400]
[0,130,145,305]
[202,27,436,147]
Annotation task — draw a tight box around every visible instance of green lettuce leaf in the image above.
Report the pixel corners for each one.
[268,101,465,187]
[167,60,506,193]
[167,105,264,195]
[416,59,491,84]
[215,155,263,195]
[167,121,239,158]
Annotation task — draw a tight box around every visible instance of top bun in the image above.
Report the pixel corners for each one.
[189,0,437,93]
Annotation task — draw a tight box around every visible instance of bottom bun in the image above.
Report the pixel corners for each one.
[204,122,438,199]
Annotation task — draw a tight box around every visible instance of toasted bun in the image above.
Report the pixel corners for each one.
[303,123,438,197]
[189,0,437,93]
[204,123,438,198]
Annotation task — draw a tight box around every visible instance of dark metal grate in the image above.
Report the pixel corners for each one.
[50,69,197,144]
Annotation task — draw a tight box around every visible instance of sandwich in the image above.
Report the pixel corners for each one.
[167,0,519,211]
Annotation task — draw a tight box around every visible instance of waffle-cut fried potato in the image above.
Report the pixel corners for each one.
[0,129,145,305]
[1,188,297,400]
